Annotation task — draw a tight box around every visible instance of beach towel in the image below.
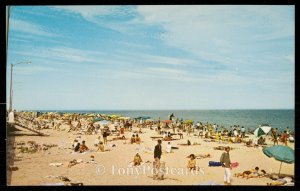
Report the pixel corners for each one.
[49,162,63,167]
[208,161,222,167]
[231,162,239,168]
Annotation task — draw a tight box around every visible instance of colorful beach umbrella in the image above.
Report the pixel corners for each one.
[87,113,96,117]
[263,145,294,175]
[110,114,121,118]
[183,119,193,124]
[254,125,272,137]
[119,116,130,120]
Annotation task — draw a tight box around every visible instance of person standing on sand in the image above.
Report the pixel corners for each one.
[220,146,232,185]
[103,130,108,145]
[166,142,172,153]
[179,129,184,139]
[153,139,162,179]
[281,131,288,146]
[169,113,174,120]
[286,127,290,135]
[271,128,278,145]
[241,126,245,138]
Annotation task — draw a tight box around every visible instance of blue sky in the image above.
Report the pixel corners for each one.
[6,5,295,110]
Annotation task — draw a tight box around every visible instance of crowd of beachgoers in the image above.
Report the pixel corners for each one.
[7,111,295,186]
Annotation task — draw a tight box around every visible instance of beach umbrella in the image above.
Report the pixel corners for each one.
[162,120,172,124]
[119,116,130,120]
[254,125,272,137]
[87,113,96,117]
[263,145,294,175]
[136,116,151,120]
[183,119,193,124]
[110,114,121,118]
[93,117,104,122]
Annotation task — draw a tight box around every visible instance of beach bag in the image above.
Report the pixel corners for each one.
[208,161,222,167]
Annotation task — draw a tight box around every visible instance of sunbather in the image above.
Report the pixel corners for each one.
[133,153,143,166]
[267,176,293,186]
[68,159,80,168]
[234,167,260,179]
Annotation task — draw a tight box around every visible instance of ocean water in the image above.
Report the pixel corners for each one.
[37,109,294,131]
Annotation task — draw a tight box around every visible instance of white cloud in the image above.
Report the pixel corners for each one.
[13,65,60,75]
[11,46,105,64]
[52,6,122,19]
[51,6,136,32]
[143,55,197,66]
[10,18,56,37]
[136,5,294,68]
[147,67,186,75]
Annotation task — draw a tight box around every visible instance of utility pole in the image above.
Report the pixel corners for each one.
[9,64,13,112]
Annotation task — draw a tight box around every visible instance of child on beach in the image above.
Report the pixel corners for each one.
[133,153,143,166]
[166,142,172,153]
[97,142,105,152]
[79,141,89,153]
[131,134,136,144]
[136,134,141,143]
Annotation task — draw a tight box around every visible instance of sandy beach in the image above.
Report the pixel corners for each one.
[6,112,294,186]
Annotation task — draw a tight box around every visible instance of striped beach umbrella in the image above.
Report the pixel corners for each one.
[254,125,272,137]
